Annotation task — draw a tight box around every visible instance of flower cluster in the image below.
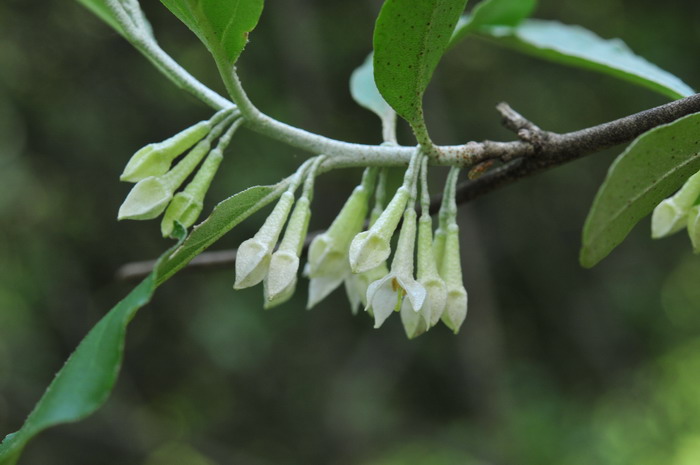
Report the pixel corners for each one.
[235,150,468,338]
[652,170,700,251]
[118,108,239,237]
[117,115,469,338]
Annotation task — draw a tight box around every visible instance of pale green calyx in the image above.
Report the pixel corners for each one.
[120,120,211,182]
[349,186,409,273]
[439,223,468,334]
[160,148,224,237]
[416,156,447,328]
[117,139,211,221]
[365,208,426,329]
[160,192,203,237]
[306,168,376,309]
[652,170,700,238]
[417,214,447,327]
[265,197,311,303]
[234,191,295,289]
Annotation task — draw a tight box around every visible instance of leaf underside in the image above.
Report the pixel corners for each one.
[452,18,694,100]
[581,112,700,268]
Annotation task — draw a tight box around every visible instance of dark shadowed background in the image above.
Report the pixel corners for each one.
[2,0,700,464]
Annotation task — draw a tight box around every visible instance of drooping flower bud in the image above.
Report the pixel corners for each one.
[306,168,377,309]
[439,223,468,334]
[652,170,700,238]
[118,139,211,220]
[365,208,426,329]
[234,191,295,289]
[265,197,311,304]
[349,186,409,273]
[120,120,211,183]
[160,147,225,237]
[417,214,447,327]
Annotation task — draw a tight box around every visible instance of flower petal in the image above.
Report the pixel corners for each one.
[307,273,346,309]
[265,251,300,300]
[400,297,427,339]
[366,275,399,328]
[234,239,271,289]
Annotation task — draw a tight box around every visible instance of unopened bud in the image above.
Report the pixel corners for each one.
[234,191,295,289]
[652,170,700,238]
[439,224,468,334]
[349,186,409,273]
[120,121,210,182]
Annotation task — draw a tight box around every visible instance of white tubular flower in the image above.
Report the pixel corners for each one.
[366,208,426,329]
[416,156,446,328]
[400,297,428,339]
[417,214,447,327]
[161,149,223,237]
[344,262,389,315]
[349,186,409,273]
[118,139,211,220]
[264,197,311,304]
[687,205,700,252]
[234,191,295,290]
[306,168,376,309]
[120,120,211,182]
[439,223,468,334]
[652,170,700,238]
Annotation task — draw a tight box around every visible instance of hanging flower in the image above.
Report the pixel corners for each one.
[365,208,426,328]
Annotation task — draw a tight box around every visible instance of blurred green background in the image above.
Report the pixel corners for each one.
[2,0,700,463]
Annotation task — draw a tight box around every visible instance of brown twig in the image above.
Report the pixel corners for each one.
[116,93,700,281]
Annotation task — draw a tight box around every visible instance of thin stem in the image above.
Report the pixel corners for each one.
[105,0,234,111]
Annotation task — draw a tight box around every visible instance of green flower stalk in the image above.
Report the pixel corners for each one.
[366,207,425,329]
[349,154,420,274]
[118,115,234,221]
[437,167,468,334]
[416,156,447,329]
[365,151,425,329]
[264,157,324,307]
[234,160,314,290]
[118,139,211,220]
[160,119,243,237]
[306,167,377,309]
[120,108,231,182]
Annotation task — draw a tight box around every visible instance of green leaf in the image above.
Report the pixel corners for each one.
[580,112,700,268]
[350,53,395,127]
[160,0,265,67]
[157,184,281,283]
[0,183,280,463]
[451,0,536,41]
[0,226,187,465]
[458,19,694,100]
[373,0,468,125]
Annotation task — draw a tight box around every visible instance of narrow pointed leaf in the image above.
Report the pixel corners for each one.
[158,184,281,283]
[160,0,264,66]
[452,19,694,99]
[580,112,700,268]
[0,227,187,465]
[373,0,468,124]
